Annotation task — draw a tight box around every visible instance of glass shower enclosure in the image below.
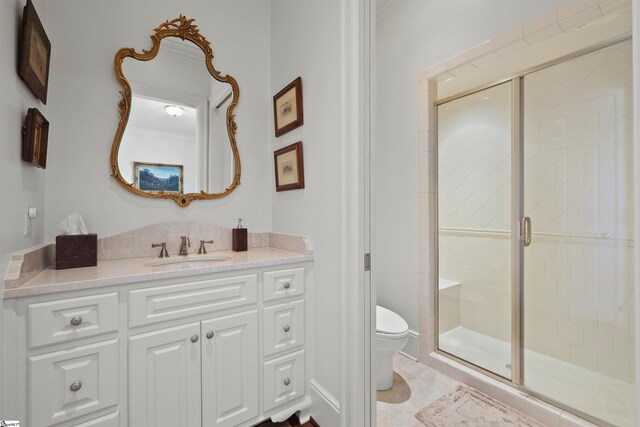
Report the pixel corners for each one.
[436,39,635,426]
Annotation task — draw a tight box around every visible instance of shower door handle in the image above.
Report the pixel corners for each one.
[521,217,532,247]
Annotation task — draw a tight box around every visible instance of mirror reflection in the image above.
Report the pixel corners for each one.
[118,37,235,195]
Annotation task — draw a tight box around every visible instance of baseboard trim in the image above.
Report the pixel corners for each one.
[308,380,340,426]
[399,329,419,360]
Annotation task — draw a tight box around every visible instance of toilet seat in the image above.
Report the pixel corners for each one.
[376,305,409,337]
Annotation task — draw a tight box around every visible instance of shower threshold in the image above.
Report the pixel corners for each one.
[439,327,634,427]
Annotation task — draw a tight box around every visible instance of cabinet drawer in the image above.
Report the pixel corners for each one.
[263,268,304,302]
[29,339,119,427]
[74,410,120,427]
[28,293,119,348]
[129,274,257,327]
[263,350,305,412]
[263,300,304,357]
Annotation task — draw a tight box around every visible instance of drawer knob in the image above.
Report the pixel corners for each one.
[283,282,291,289]
[191,335,199,343]
[70,381,82,392]
[283,325,291,333]
[70,316,83,326]
[206,331,214,339]
[284,378,291,386]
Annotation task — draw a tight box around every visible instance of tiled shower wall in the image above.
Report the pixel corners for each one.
[434,41,634,383]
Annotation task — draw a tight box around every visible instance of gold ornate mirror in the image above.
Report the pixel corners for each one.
[111,16,240,207]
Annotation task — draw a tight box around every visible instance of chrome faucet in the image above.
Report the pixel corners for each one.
[179,236,190,256]
[198,240,214,254]
[151,242,169,258]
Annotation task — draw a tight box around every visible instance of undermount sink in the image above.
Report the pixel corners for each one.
[144,254,231,268]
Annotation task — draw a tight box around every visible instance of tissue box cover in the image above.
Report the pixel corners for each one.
[56,234,97,270]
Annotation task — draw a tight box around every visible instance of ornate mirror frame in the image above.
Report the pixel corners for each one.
[111,16,240,207]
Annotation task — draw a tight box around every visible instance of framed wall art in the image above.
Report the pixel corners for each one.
[274,141,304,191]
[22,108,48,169]
[273,77,303,137]
[18,0,51,104]
[134,162,184,193]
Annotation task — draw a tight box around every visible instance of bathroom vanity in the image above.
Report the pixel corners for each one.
[1,228,314,427]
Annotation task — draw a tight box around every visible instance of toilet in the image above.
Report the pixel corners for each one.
[376,305,409,390]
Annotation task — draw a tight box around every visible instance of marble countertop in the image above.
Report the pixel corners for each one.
[4,247,313,299]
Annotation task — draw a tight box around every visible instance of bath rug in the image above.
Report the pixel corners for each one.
[415,385,546,427]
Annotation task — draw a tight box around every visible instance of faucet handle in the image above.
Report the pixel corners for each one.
[198,240,214,255]
[151,242,169,258]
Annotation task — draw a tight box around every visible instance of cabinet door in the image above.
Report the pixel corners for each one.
[29,339,119,427]
[201,310,258,427]
[129,323,201,427]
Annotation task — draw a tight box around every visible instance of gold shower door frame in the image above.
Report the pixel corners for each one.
[433,34,633,426]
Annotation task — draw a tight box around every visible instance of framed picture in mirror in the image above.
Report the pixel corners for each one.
[274,141,304,191]
[18,0,51,104]
[273,77,303,137]
[22,108,48,169]
[134,162,184,194]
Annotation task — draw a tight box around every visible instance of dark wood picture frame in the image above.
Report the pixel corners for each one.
[22,108,49,169]
[274,141,305,191]
[18,0,51,104]
[273,77,303,137]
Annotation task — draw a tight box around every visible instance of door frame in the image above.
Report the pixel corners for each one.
[341,0,374,425]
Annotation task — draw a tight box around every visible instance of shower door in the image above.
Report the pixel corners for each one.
[522,40,634,426]
[437,81,514,379]
[436,39,635,426]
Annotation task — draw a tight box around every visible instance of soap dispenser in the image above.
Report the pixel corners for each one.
[232,218,247,252]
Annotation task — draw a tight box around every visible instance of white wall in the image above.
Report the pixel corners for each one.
[270,1,343,424]
[41,0,273,238]
[374,0,567,358]
[0,0,49,280]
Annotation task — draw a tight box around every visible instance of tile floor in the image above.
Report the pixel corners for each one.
[376,354,460,427]
[440,327,634,427]
[376,352,608,427]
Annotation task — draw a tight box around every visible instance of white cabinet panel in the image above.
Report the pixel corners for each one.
[201,310,258,427]
[263,300,304,357]
[263,268,304,302]
[73,410,120,426]
[28,293,119,348]
[29,339,119,427]
[129,275,257,327]
[129,323,201,427]
[263,350,305,412]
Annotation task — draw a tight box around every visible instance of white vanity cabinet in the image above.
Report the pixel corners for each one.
[129,311,259,427]
[1,262,311,427]
[21,292,121,427]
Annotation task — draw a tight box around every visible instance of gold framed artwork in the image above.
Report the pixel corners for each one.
[274,142,304,191]
[22,108,49,169]
[273,77,303,137]
[18,0,51,104]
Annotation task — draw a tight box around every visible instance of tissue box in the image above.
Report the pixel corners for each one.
[56,234,97,270]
